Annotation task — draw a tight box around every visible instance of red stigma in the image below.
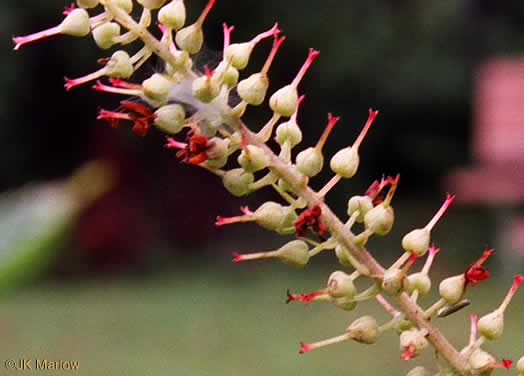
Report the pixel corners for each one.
[294,205,327,239]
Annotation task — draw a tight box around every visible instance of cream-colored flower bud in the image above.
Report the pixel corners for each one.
[206,137,228,161]
[334,245,352,267]
[252,201,287,231]
[382,268,408,296]
[330,147,359,178]
[142,73,172,105]
[407,366,430,376]
[225,43,253,70]
[477,310,504,341]
[237,73,269,105]
[406,272,431,296]
[332,296,357,311]
[214,61,239,88]
[347,195,373,223]
[153,104,186,134]
[275,120,302,148]
[269,85,298,117]
[277,206,298,234]
[347,315,379,344]
[364,203,394,236]
[276,240,309,267]
[222,168,254,197]
[92,22,120,49]
[61,8,91,37]
[175,23,203,54]
[439,275,466,304]
[469,349,496,375]
[517,356,524,375]
[114,0,133,13]
[105,50,134,78]
[400,328,429,359]
[327,271,357,299]
[237,145,269,173]
[77,0,99,9]
[137,0,167,10]
[296,147,323,177]
[158,0,186,30]
[402,228,430,256]
[192,74,220,103]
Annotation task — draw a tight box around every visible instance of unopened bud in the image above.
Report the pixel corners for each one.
[61,8,91,37]
[469,349,496,375]
[192,71,220,103]
[517,356,524,375]
[137,0,167,9]
[153,104,186,134]
[238,145,269,172]
[364,203,394,236]
[406,272,431,296]
[400,328,428,360]
[251,201,289,231]
[105,50,134,78]
[142,73,172,105]
[114,0,133,13]
[77,0,99,8]
[276,119,302,148]
[222,168,254,197]
[402,228,430,256]
[158,0,186,30]
[237,73,269,105]
[92,22,120,49]
[382,268,408,296]
[214,61,239,88]
[347,195,373,223]
[276,240,309,267]
[439,275,466,304]
[206,137,228,161]
[330,147,359,178]
[406,366,430,376]
[327,271,356,299]
[225,42,254,70]
[347,315,379,344]
[269,85,298,117]
[334,245,352,267]
[175,23,203,54]
[296,147,323,177]
[478,311,503,341]
[332,296,357,311]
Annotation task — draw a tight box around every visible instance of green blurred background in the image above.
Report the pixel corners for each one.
[1,1,524,375]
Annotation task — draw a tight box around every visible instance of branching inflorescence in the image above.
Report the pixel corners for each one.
[13,1,524,375]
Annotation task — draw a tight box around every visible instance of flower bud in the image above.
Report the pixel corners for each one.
[225,43,253,70]
[105,50,134,78]
[335,245,352,267]
[237,145,269,173]
[206,137,228,161]
[478,311,503,341]
[400,328,428,360]
[175,23,203,54]
[277,206,298,234]
[402,228,430,256]
[439,275,466,304]
[517,356,524,375]
[275,119,302,148]
[276,240,309,267]
[296,147,323,177]
[347,315,379,344]
[332,296,357,311]
[269,85,298,117]
[153,104,186,134]
[406,366,430,376]
[250,202,288,231]
[92,22,120,49]
[327,271,357,299]
[192,73,220,103]
[364,203,394,236]
[330,147,360,178]
[406,272,431,296]
[77,0,99,8]
[114,0,133,13]
[158,0,186,30]
[382,268,408,296]
[347,195,373,223]
[469,349,496,375]
[61,8,91,37]
[237,73,269,105]
[142,73,172,105]
[214,61,239,88]
[222,169,254,197]
[137,0,167,10]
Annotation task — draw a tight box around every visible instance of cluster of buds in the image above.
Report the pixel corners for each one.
[13,1,523,375]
